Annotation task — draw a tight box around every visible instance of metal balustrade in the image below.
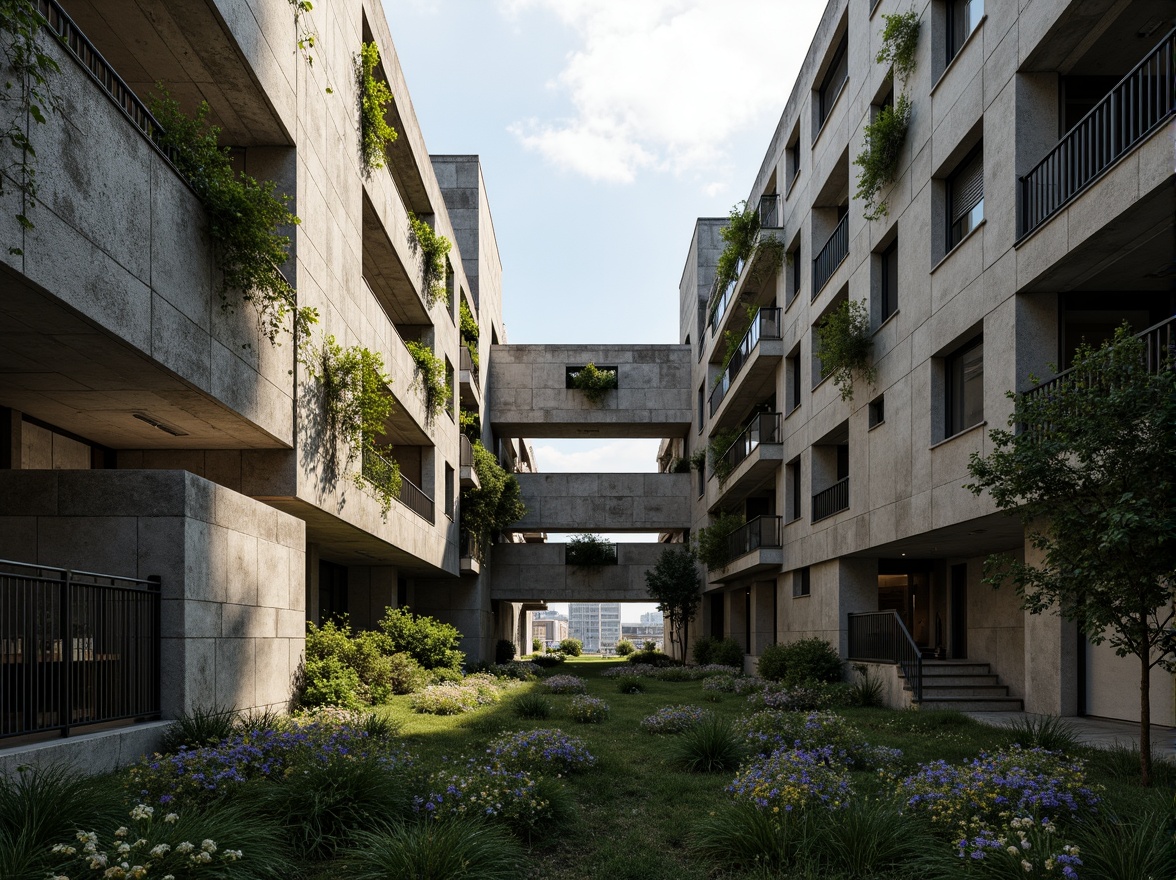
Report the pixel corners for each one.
[1020,29,1174,238]
[720,515,783,567]
[715,413,782,478]
[1,559,160,740]
[811,476,849,522]
[708,308,782,417]
[460,435,474,469]
[847,610,923,701]
[460,345,479,384]
[812,213,849,298]
[363,446,435,522]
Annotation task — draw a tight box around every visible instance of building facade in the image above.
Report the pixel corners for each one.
[569,603,622,654]
[675,0,1173,723]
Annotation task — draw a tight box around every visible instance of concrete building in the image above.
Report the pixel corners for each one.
[569,603,622,654]
[640,610,665,627]
[531,615,569,650]
[675,0,1173,722]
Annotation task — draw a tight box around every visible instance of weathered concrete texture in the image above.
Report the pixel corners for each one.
[0,470,306,718]
[512,473,692,532]
[488,344,693,438]
[489,542,672,602]
[0,721,169,781]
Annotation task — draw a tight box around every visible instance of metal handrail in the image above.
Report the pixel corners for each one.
[0,558,160,740]
[363,446,435,522]
[812,213,849,298]
[460,344,479,383]
[718,515,782,568]
[812,476,850,522]
[709,308,783,416]
[847,610,922,700]
[460,435,474,469]
[714,413,782,478]
[1020,28,1174,237]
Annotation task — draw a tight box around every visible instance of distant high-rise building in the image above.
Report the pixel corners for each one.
[640,610,664,626]
[569,603,622,653]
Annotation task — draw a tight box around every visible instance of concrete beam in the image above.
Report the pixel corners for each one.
[512,472,693,532]
[489,542,674,602]
[488,344,693,438]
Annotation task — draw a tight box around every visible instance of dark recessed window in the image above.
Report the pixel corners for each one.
[869,395,885,428]
[880,239,898,322]
[787,349,802,413]
[947,145,984,249]
[787,459,801,521]
[948,0,984,62]
[793,567,811,598]
[946,336,984,437]
[817,34,849,130]
[787,139,801,187]
[789,244,802,304]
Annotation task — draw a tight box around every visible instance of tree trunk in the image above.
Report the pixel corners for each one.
[682,618,690,664]
[1139,653,1152,787]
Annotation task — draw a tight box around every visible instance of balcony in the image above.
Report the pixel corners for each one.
[708,309,783,420]
[709,516,784,584]
[707,213,786,341]
[362,446,435,523]
[812,213,849,298]
[459,345,481,406]
[459,435,480,489]
[1020,29,1174,239]
[708,413,784,512]
[812,476,850,523]
[459,531,481,576]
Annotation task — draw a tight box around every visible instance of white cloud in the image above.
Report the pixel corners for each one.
[501,0,821,183]
[531,438,661,473]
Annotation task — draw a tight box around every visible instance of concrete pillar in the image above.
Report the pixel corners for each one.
[751,579,776,654]
[1021,535,1078,715]
[836,557,877,658]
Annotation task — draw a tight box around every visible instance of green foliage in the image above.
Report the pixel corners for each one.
[558,637,583,657]
[288,0,318,68]
[1073,809,1176,880]
[569,362,618,405]
[300,617,429,708]
[513,691,553,719]
[758,638,844,685]
[495,639,516,664]
[459,406,480,442]
[459,299,479,369]
[1004,713,1080,753]
[378,606,465,672]
[613,638,636,657]
[667,714,745,772]
[967,325,1176,786]
[407,213,452,308]
[714,202,760,293]
[357,41,397,173]
[160,704,239,753]
[309,335,399,510]
[615,674,645,694]
[816,298,876,401]
[707,426,741,485]
[695,511,744,571]
[345,818,527,880]
[706,637,745,669]
[461,441,526,561]
[876,9,921,89]
[565,533,617,566]
[644,545,702,659]
[405,340,450,423]
[0,0,62,255]
[688,447,708,473]
[149,89,317,347]
[854,93,911,221]
[691,635,716,666]
[848,663,885,708]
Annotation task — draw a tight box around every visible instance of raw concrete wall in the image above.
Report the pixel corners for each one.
[489,542,671,602]
[0,470,305,718]
[512,473,692,532]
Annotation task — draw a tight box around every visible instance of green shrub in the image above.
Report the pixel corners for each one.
[568,362,618,405]
[495,639,516,664]
[532,638,542,652]
[708,637,744,669]
[695,511,744,570]
[615,675,645,694]
[303,654,365,710]
[757,638,843,685]
[565,533,617,566]
[558,637,583,657]
[668,714,746,773]
[301,618,428,707]
[532,653,565,668]
[378,606,464,671]
[692,635,716,666]
[344,819,527,880]
[614,638,635,656]
[160,704,238,753]
[513,691,553,719]
[628,648,678,667]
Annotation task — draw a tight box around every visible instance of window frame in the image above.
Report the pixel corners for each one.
[947,143,984,250]
[817,33,849,130]
[880,239,898,322]
[945,335,984,438]
[947,0,984,62]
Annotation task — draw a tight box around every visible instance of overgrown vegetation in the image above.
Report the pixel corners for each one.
[569,362,618,405]
[709,203,785,321]
[150,89,317,347]
[0,0,62,256]
[287,0,318,69]
[461,441,526,562]
[815,298,876,401]
[565,533,617,567]
[855,9,920,220]
[707,426,741,485]
[695,511,745,571]
[405,340,449,423]
[757,638,844,685]
[407,213,452,309]
[459,406,481,442]
[356,41,397,173]
[460,298,479,367]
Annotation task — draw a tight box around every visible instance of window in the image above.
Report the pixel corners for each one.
[697,383,705,433]
[817,33,848,131]
[444,463,455,519]
[869,395,885,428]
[786,459,802,521]
[945,336,983,437]
[786,125,801,189]
[793,567,811,598]
[787,243,802,305]
[880,239,898,322]
[786,347,802,414]
[444,357,455,420]
[947,144,983,249]
[947,0,983,62]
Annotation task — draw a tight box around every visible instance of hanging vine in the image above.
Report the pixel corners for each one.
[461,440,526,563]
[407,213,452,309]
[459,299,479,367]
[569,362,618,406]
[815,299,876,401]
[709,202,785,321]
[357,41,397,174]
[1,0,62,256]
[406,340,449,423]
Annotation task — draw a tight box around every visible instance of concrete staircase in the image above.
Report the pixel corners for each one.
[911,660,1024,711]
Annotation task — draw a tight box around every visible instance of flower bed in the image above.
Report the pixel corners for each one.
[542,674,588,695]
[416,761,554,837]
[728,745,852,813]
[486,728,596,774]
[568,695,610,723]
[640,704,707,734]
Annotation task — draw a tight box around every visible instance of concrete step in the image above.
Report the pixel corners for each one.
[919,696,1025,711]
[920,684,1012,698]
[922,662,993,676]
[916,674,1001,687]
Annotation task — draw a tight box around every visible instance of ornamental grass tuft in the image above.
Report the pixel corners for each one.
[567,694,610,723]
[344,818,526,880]
[1004,714,1081,754]
[615,674,645,694]
[668,714,746,773]
[512,690,553,719]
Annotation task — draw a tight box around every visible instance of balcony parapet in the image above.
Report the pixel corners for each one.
[709,309,783,417]
[813,213,849,298]
[812,476,850,523]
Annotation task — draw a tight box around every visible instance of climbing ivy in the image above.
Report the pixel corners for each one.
[357,41,397,174]
[815,299,876,401]
[406,340,449,423]
[459,299,479,367]
[695,511,745,571]
[407,213,452,309]
[461,441,526,563]
[1,0,62,255]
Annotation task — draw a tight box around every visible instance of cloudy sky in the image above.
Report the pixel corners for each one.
[383,0,827,621]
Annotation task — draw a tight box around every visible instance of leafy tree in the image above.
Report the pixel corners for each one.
[966,326,1176,786]
[645,546,703,661]
[558,638,583,657]
[461,441,526,562]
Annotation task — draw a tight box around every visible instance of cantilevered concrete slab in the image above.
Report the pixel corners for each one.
[490,542,673,603]
[488,344,692,438]
[511,473,692,533]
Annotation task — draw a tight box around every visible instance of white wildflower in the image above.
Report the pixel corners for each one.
[113,827,128,839]
[200,839,216,853]
[175,841,195,854]
[163,813,179,824]
[129,804,154,822]
[51,844,77,855]
[149,843,171,858]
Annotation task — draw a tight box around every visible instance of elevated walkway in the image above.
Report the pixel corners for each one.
[489,542,669,602]
[511,472,692,532]
[488,344,692,438]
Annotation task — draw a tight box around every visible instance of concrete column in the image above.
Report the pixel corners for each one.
[1022,533,1078,715]
[751,580,776,654]
[836,557,878,658]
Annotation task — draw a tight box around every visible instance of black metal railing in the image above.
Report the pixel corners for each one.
[460,435,474,469]
[812,476,849,522]
[460,530,482,564]
[707,270,741,336]
[709,308,782,416]
[812,213,849,298]
[1020,314,1175,434]
[719,515,783,568]
[715,413,782,477]
[1,559,160,740]
[460,345,479,385]
[363,446,436,522]
[398,473,435,523]
[34,0,182,172]
[759,193,782,230]
[847,610,922,701]
[1020,29,1174,238]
